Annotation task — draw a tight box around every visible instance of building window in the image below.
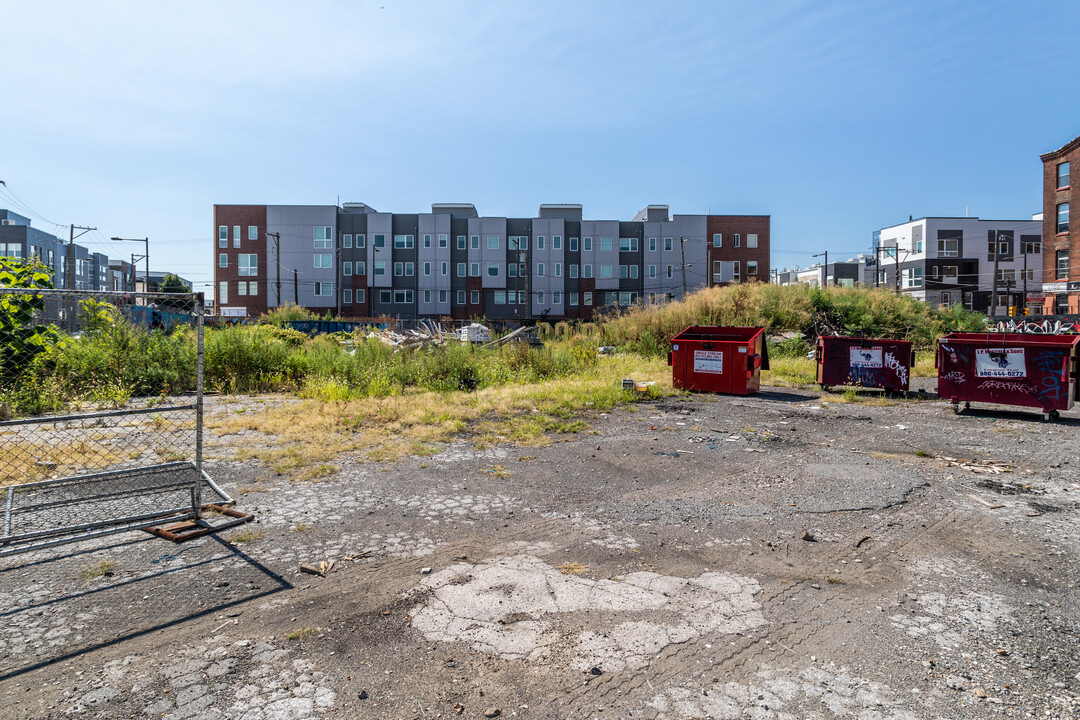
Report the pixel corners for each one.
[509,236,528,251]
[457,235,465,249]
[508,263,517,278]
[553,236,561,249]
[1057,250,1069,280]
[356,289,365,304]
[584,292,593,306]
[487,262,499,277]
[536,263,545,277]
[441,261,448,275]
[344,289,352,304]
[599,264,612,278]
[988,237,1009,256]
[218,281,228,304]
[457,290,465,304]
[996,268,1016,283]
[569,264,578,278]
[506,291,516,304]
[554,263,562,277]
[314,226,333,249]
[583,237,592,251]
[747,260,758,276]
[394,234,414,249]
[343,233,352,248]
[237,282,247,297]
[470,290,480,304]
[423,261,431,276]
[600,237,612,251]
[942,265,958,279]
[239,254,258,276]
[1057,202,1070,234]
[570,292,579,306]
[1059,162,1070,189]
[394,262,403,276]
[1023,239,1041,254]
[937,234,959,257]
[619,265,628,279]
[373,234,385,249]
[343,261,353,276]
[374,261,386,276]
[439,234,448,248]
[1055,294,1069,314]
[570,237,578,251]
[470,262,480,277]
[356,261,366,275]
[664,237,672,251]
[583,264,593,278]
[903,267,923,288]
[457,262,466,277]
[649,265,656,278]
[519,263,526,276]
[357,233,366,248]
[712,234,722,248]
[439,290,447,303]
[248,225,258,241]
[424,290,431,303]
[424,234,431,248]
[394,289,414,304]
[218,226,227,247]
[248,281,258,296]
[315,282,333,296]
[915,239,922,253]
[667,265,673,278]
[537,236,545,250]
[405,262,414,276]
[619,238,638,252]
[733,233,741,248]
[495,291,506,305]
[471,235,480,249]
[315,254,333,269]
[940,291,951,307]
[218,253,228,268]
[537,291,545,304]
[733,260,741,279]
[747,234,758,249]
[553,291,561,304]
[380,289,391,304]
[648,238,656,252]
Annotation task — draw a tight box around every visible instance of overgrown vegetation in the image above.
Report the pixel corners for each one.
[600,283,985,356]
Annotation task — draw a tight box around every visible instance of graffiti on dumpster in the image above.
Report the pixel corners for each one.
[1033,352,1065,406]
[847,365,880,387]
[693,350,724,374]
[976,380,1037,395]
[884,351,908,386]
[941,370,966,385]
[975,348,1026,378]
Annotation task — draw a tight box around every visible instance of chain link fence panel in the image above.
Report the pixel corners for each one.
[0,286,232,556]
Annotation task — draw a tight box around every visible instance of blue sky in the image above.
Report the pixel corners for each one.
[2,0,1078,292]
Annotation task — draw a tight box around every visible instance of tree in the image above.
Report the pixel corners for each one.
[0,258,59,389]
[156,273,195,312]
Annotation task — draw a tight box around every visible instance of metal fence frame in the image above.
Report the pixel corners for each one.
[0,287,234,557]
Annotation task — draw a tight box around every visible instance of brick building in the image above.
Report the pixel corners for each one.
[212,202,770,321]
[1040,134,1077,314]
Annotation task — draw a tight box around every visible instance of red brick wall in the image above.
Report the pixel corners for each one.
[1042,142,1078,313]
[213,205,267,318]
[705,216,771,285]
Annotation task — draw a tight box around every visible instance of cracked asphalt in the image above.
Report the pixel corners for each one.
[2,386,1078,719]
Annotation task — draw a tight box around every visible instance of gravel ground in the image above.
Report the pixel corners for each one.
[1,384,1078,720]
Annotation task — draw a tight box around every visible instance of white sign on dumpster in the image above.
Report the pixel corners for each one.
[849,346,883,368]
[693,350,724,374]
[975,348,1026,378]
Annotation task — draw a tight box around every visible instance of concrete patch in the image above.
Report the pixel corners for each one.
[409,554,764,671]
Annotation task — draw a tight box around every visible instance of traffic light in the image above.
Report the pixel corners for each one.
[1008,306,1016,317]
[1024,307,1030,316]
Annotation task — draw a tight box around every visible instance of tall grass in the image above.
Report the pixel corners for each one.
[600,283,986,356]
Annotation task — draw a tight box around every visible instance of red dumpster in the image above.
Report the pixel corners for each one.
[816,336,914,393]
[937,332,1080,420]
[667,326,768,395]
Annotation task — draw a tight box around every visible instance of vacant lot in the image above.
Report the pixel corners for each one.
[1,381,1078,720]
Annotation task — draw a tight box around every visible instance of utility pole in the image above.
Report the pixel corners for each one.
[68,225,96,290]
[875,244,882,288]
[1022,238,1028,311]
[894,247,901,295]
[679,236,688,298]
[111,236,149,301]
[293,268,299,306]
[990,229,1001,317]
[267,231,281,308]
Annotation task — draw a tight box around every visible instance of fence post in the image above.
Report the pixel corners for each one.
[194,292,204,518]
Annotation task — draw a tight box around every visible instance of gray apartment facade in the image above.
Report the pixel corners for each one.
[214,202,767,321]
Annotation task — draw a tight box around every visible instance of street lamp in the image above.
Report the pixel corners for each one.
[110,236,149,295]
[812,251,828,287]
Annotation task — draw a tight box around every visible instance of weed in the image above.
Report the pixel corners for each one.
[285,627,318,641]
[293,524,310,533]
[77,559,118,580]
[556,562,589,575]
[842,387,858,402]
[229,529,263,545]
[915,450,929,457]
[485,464,511,479]
[299,464,338,481]
[517,455,538,462]
[826,576,845,585]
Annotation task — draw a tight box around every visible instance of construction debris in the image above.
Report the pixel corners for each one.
[939,456,1015,474]
[358,322,543,350]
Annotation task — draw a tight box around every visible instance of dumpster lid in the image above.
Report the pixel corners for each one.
[671,325,765,343]
[940,332,1080,349]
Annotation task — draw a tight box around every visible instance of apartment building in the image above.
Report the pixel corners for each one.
[874,217,1043,314]
[212,202,771,321]
[1040,134,1078,314]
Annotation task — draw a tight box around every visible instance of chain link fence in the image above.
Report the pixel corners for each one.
[0,287,234,556]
